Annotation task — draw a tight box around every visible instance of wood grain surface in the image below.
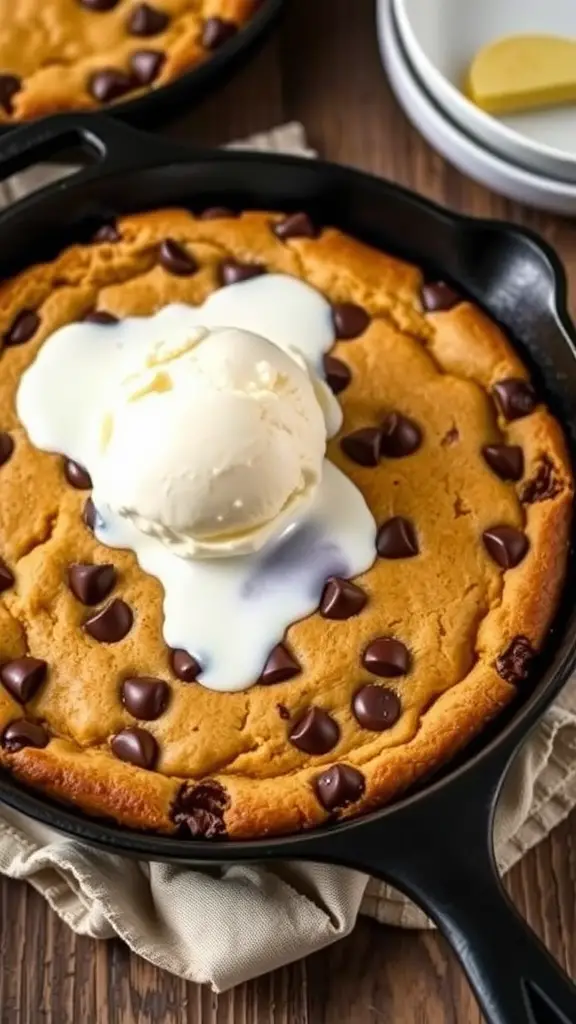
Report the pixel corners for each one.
[1,1,576,1021]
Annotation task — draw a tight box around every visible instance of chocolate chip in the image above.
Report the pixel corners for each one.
[219,260,266,286]
[174,780,229,838]
[79,0,119,9]
[89,69,134,104]
[482,444,524,482]
[320,578,367,619]
[289,707,340,755]
[277,703,290,720]
[64,459,92,489]
[520,455,562,503]
[111,727,157,769]
[259,643,301,685]
[202,17,238,49]
[0,658,47,703]
[314,764,365,811]
[496,635,536,685]
[93,222,120,243]
[362,637,411,677]
[84,599,133,643]
[0,560,14,593]
[83,497,100,532]
[199,206,237,219]
[83,310,119,324]
[332,302,370,340]
[170,648,200,682]
[323,355,351,395]
[127,2,169,35]
[482,526,529,569]
[421,281,461,312]
[492,379,536,421]
[0,432,14,467]
[2,719,49,752]
[68,563,116,605]
[159,238,197,275]
[130,49,165,85]
[121,677,169,720]
[274,213,316,240]
[353,684,401,731]
[380,412,422,458]
[0,74,21,114]
[340,427,381,467]
[376,516,419,559]
[4,309,39,347]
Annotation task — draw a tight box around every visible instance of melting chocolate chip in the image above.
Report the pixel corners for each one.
[170,648,200,682]
[68,563,116,605]
[127,2,169,35]
[496,635,536,685]
[277,703,290,720]
[492,379,536,421]
[376,517,419,558]
[353,684,401,731]
[421,281,460,312]
[121,677,169,720]
[83,497,99,532]
[64,459,92,489]
[0,560,14,593]
[89,69,134,104]
[83,310,119,324]
[0,432,14,467]
[2,718,49,752]
[219,260,265,286]
[4,309,39,347]
[259,643,301,685]
[0,658,47,703]
[130,49,165,85]
[520,455,562,504]
[482,444,524,482]
[202,16,238,49]
[93,222,120,243]
[362,637,411,677]
[0,74,21,114]
[174,780,229,838]
[320,578,367,620]
[289,707,340,755]
[274,212,316,240]
[84,599,133,643]
[199,206,237,219]
[323,355,351,395]
[340,427,381,467]
[380,412,422,458]
[80,0,119,9]
[482,526,529,569]
[159,238,197,275]
[111,726,157,768]
[332,302,370,340]
[314,763,365,811]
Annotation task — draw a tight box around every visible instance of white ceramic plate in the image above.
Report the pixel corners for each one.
[377,0,576,215]
[393,0,576,181]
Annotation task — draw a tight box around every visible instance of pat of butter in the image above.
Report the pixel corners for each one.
[467,35,576,116]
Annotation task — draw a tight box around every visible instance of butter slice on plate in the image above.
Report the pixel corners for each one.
[467,35,576,116]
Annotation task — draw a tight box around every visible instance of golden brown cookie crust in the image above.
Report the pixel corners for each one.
[0,208,571,839]
[0,0,259,123]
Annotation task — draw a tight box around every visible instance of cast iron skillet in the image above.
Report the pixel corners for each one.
[0,113,575,1024]
[0,0,285,135]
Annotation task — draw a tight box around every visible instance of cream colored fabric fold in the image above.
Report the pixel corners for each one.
[0,122,574,990]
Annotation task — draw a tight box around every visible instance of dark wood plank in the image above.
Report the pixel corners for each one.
[2,1,576,1021]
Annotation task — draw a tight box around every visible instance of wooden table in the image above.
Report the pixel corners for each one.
[2,2,576,1021]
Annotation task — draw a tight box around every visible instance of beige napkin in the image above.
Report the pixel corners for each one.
[1,122,575,990]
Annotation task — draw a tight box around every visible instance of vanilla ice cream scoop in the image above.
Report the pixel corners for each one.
[91,326,335,557]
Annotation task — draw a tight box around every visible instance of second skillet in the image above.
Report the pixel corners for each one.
[0,114,575,1024]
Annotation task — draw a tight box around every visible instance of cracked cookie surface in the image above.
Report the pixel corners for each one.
[0,208,571,838]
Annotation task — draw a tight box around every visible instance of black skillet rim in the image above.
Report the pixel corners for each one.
[0,0,286,135]
[0,126,575,861]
